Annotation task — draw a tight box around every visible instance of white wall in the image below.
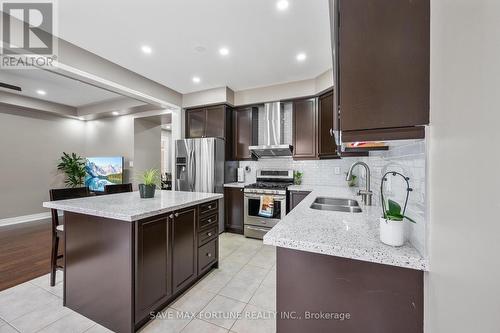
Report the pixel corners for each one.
[427,0,500,332]
[0,106,85,219]
[133,118,161,187]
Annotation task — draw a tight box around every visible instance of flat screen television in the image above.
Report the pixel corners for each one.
[85,157,124,192]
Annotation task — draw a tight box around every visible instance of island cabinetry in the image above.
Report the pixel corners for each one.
[197,200,219,275]
[171,207,198,294]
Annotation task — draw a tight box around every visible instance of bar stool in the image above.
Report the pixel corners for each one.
[104,183,133,194]
[49,187,90,286]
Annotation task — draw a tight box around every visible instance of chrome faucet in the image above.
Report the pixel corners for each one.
[346,161,373,206]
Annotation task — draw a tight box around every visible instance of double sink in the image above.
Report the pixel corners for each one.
[310,197,362,213]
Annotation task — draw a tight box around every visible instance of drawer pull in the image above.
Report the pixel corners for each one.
[169,214,174,219]
[174,213,179,217]
[207,219,212,223]
[207,232,212,237]
[208,205,212,209]
[206,253,212,257]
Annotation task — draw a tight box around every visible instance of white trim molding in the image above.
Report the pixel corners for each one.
[0,212,52,227]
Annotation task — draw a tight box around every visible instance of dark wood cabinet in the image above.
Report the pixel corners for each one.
[171,207,197,294]
[288,190,311,213]
[135,217,171,321]
[224,187,244,234]
[337,0,429,140]
[293,98,317,160]
[233,107,258,160]
[318,91,338,158]
[185,104,233,159]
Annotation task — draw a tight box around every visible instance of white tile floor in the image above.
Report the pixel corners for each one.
[0,233,277,333]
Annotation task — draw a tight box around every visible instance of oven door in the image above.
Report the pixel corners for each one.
[244,193,286,229]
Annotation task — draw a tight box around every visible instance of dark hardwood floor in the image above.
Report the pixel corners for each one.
[0,219,56,291]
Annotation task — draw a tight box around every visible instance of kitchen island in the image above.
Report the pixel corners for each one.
[264,185,428,333]
[43,190,223,333]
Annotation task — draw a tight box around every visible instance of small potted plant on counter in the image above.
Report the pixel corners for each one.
[57,152,86,188]
[294,171,303,185]
[379,171,416,246]
[137,168,160,199]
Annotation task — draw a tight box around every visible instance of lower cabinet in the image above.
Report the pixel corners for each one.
[135,203,219,327]
[135,217,171,321]
[224,187,244,234]
[288,190,312,213]
[171,207,197,294]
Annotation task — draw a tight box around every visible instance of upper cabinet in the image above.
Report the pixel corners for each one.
[335,0,430,141]
[318,91,338,158]
[293,98,318,160]
[233,107,258,160]
[185,104,233,159]
[186,105,231,139]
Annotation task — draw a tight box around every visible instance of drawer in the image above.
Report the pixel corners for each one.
[198,225,218,246]
[200,200,218,216]
[198,239,217,275]
[199,213,218,230]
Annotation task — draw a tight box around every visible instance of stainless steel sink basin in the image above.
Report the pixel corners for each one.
[312,197,360,207]
[310,197,362,213]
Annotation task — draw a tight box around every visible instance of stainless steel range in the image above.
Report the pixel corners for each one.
[244,169,294,239]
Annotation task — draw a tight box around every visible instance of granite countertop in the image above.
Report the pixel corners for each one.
[223,182,249,188]
[43,191,223,222]
[263,185,429,271]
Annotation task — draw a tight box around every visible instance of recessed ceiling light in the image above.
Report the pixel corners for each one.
[192,76,201,84]
[141,45,152,54]
[112,111,120,116]
[219,47,229,56]
[36,89,46,95]
[296,52,307,62]
[276,0,289,11]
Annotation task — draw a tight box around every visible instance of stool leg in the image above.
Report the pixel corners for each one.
[50,235,59,287]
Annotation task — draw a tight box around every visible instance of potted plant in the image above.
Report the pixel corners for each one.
[379,172,416,247]
[57,152,86,188]
[137,168,160,198]
[294,171,303,185]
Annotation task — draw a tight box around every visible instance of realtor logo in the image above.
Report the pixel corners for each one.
[1,0,57,68]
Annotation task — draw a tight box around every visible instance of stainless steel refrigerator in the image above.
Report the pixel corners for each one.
[175,138,235,233]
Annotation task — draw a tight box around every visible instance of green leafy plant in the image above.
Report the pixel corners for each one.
[294,171,303,185]
[57,152,86,188]
[137,168,160,186]
[384,199,416,223]
[380,171,416,223]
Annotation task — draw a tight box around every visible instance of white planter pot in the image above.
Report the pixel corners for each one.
[379,218,405,247]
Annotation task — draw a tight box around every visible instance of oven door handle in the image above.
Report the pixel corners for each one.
[246,226,271,233]
[244,194,286,200]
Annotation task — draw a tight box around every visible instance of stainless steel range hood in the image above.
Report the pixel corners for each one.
[249,102,293,158]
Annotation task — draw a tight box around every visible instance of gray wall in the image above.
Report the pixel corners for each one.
[0,106,85,219]
[133,118,161,187]
[427,0,500,331]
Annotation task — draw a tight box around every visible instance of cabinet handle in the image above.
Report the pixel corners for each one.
[169,214,174,219]
[206,253,212,257]
[174,213,179,217]
[329,128,333,137]
[208,205,212,209]
[207,232,212,237]
[207,219,212,223]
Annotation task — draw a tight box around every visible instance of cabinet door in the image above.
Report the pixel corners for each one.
[288,191,311,213]
[233,107,257,160]
[186,108,206,138]
[171,207,197,293]
[205,105,226,138]
[293,98,317,160]
[224,187,244,234]
[338,0,430,131]
[135,217,170,320]
[318,91,338,158]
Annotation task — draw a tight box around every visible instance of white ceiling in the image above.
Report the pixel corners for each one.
[0,69,123,107]
[57,0,332,94]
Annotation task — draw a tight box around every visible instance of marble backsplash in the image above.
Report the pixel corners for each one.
[238,139,428,257]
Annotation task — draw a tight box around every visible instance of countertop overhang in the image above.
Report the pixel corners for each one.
[263,185,429,271]
[43,190,223,222]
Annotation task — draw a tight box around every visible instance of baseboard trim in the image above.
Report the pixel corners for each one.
[0,212,52,227]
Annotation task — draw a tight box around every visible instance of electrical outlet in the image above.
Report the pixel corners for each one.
[334,167,341,175]
[129,160,134,168]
